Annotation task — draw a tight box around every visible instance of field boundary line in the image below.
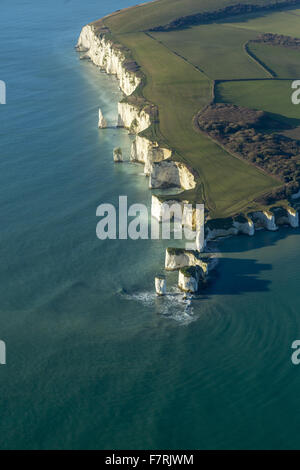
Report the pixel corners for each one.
[243,41,276,78]
[192,111,282,185]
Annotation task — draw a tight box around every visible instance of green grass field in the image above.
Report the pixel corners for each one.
[116,32,278,216]
[216,80,300,126]
[153,25,269,80]
[105,0,279,34]
[99,1,300,217]
[225,9,300,37]
[247,43,300,78]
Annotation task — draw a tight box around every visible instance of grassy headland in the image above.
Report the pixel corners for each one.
[92,0,300,218]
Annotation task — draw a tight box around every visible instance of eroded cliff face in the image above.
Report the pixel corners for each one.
[271,207,299,228]
[151,195,183,223]
[205,218,255,240]
[77,23,299,252]
[233,219,255,236]
[149,161,196,190]
[287,208,299,228]
[131,136,172,175]
[117,102,172,174]
[165,248,217,274]
[205,207,300,241]
[151,195,203,231]
[117,102,151,133]
[165,249,200,271]
[155,277,166,295]
[77,25,195,191]
[206,225,239,241]
[76,25,140,96]
[178,268,200,293]
[152,194,299,247]
[251,211,278,231]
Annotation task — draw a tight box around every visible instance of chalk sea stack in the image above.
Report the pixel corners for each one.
[98,108,107,129]
[113,147,123,162]
[155,276,166,296]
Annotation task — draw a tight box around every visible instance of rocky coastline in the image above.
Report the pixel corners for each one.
[76,23,300,294]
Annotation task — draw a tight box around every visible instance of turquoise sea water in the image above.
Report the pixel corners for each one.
[1,0,300,450]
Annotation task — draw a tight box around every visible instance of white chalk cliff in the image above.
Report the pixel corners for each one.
[206,224,239,241]
[150,161,196,190]
[270,207,299,228]
[252,211,278,231]
[233,218,255,236]
[155,277,166,295]
[77,24,195,191]
[131,136,172,175]
[151,195,204,231]
[165,248,218,274]
[117,102,151,133]
[287,208,299,228]
[98,108,107,128]
[151,195,181,222]
[113,147,123,162]
[178,268,200,293]
[76,25,140,96]
[77,22,299,269]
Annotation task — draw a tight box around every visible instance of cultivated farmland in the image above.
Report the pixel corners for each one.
[98,0,300,217]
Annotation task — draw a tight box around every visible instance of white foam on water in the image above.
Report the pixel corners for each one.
[122,287,197,325]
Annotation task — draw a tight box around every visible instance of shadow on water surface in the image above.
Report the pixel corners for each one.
[205,256,272,296]
[203,227,300,296]
[214,226,300,254]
